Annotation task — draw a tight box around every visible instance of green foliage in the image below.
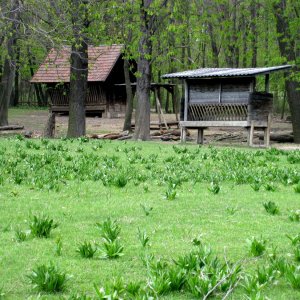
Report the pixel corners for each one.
[247,237,267,257]
[264,182,276,192]
[138,228,150,248]
[286,264,300,290]
[140,204,153,216]
[97,218,123,259]
[27,262,68,293]
[164,184,177,200]
[29,214,58,238]
[208,181,220,194]
[263,201,279,215]
[55,236,63,256]
[14,228,27,242]
[288,210,300,222]
[287,234,300,246]
[293,182,300,193]
[77,241,97,259]
[97,218,121,242]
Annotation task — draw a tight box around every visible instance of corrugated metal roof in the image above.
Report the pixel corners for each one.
[31,45,123,83]
[162,65,292,79]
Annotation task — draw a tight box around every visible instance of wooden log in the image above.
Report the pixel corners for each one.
[258,132,294,143]
[0,125,24,131]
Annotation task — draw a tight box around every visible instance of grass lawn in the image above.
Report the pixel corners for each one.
[1,137,300,299]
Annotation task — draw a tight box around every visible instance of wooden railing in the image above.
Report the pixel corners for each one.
[188,103,248,121]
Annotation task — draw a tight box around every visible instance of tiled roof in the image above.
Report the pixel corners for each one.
[31,45,123,83]
[162,65,292,79]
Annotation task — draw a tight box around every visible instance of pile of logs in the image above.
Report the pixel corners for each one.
[88,129,188,141]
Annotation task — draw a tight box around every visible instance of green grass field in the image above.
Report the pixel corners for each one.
[1,137,300,299]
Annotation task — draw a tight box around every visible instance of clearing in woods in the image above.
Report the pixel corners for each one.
[1,136,300,299]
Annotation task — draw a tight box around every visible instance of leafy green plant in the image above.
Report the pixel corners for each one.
[29,214,58,238]
[294,183,300,193]
[287,234,300,246]
[140,204,153,216]
[55,236,63,256]
[27,262,68,293]
[242,274,265,296]
[0,286,5,299]
[101,239,124,259]
[208,181,220,194]
[138,228,150,248]
[263,201,279,215]
[264,182,276,192]
[168,265,186,291]
[113,172,128,188]
[226,206,238,215]
[285,264,300,289]
[269,256,288,276]
[164,184,177,200]
[187,272,216,298]
[77,241,97,259]
[288,210,300,222]
[293,245,300,262]
[15,228,28,242]
[97,218,121,242]
[247,237,267,257]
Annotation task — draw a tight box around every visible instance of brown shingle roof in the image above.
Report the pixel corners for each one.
[31,44,123,83]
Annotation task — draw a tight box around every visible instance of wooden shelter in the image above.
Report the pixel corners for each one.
[162,65,292,146]
[31,45,136,118]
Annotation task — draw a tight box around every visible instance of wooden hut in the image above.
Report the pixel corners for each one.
[162,65,292,146]
[31,45,136,118]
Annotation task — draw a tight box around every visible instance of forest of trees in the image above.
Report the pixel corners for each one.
[0,0,299,140]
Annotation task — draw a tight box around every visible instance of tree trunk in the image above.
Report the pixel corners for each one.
[67,45,88,137]
[273,0,300,142]
[12,46,20,106]
[133,0,153,141]
[0,0,19,126]
[250,0,258,67]
[0,57,15,126]
[67,0,89,138]
[123,59,134,131]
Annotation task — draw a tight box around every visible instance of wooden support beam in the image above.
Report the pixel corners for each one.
[197,128,204,144]
[184,80,188,122]
[265,74,270,93]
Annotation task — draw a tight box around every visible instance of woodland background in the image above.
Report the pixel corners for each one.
[0,0,299,139]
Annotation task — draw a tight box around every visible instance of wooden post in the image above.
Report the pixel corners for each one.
[155,87,168,129]
[265,74,270,93]
[44,111,56,138]
[248,121,254,147]
[181,80,189,143]
[264,114,271,147]
[197,128,204,144]
[154,88,162,129]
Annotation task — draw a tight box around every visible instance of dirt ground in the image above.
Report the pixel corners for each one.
[2,108,299,149]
